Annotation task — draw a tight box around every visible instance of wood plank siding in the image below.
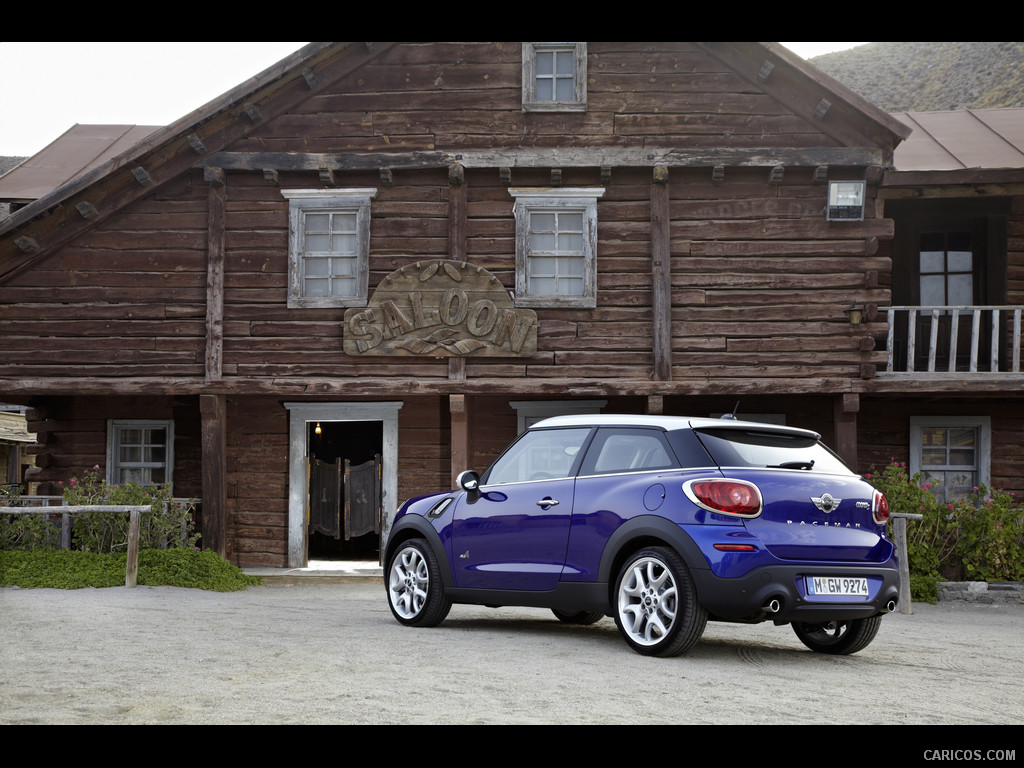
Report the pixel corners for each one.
[8,42,1020,566]
[1,42,894,392]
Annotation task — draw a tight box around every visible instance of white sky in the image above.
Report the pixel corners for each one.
[0,42,867,158]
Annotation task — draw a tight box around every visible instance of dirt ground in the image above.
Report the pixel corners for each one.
[2,581,1023,730]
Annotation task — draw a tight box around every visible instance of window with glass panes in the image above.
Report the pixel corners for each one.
[919,231,974,307]
[301,209,359,300]
[510,188,602,308]
[535,48,576,101]
[910,416,991,503]
[107,421,173,486]
[282,189,375,308]
[522,43,586,111]
[527,209,585,297]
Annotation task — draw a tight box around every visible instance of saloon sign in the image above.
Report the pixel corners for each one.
[344,260,538,357]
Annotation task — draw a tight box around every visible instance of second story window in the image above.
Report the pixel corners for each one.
[510,188,603,309]
[919,231,974,307]
[522,42,587,112]
[282,189,376,308]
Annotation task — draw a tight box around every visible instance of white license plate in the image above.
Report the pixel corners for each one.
[806,576,869,597]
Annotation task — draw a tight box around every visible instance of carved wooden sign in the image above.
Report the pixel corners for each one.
[344,260,537,357]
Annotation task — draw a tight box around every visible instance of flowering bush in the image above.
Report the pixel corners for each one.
[60,466,200,554]
[867,460,1024,596]
[956,485,1024,582]
[1,483,63,550]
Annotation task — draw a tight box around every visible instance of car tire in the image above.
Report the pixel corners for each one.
[386,539,452,627]
[551,608,605,625]
[613,546,707,657]
[791,615,883,655]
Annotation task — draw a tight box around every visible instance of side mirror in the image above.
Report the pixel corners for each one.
[456,470,480,493]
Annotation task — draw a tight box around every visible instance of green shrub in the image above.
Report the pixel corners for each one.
[0,548,261,591]
[956,485,1024,582]
[0,466,199,554]
[867,460,1024,599]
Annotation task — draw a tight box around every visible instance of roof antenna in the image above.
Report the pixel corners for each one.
[722,402,740,420]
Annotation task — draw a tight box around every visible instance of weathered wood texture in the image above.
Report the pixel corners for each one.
[0,41,913,390]
[858,397,1024,500]
[24,395,202,497]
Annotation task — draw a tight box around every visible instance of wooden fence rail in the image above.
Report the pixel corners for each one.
[4,505,150,587]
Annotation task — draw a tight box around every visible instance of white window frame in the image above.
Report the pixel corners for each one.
[909,415,991,501]
[282,188,377,308]
[522,42,587,112]
[107,419,174,487]
[510,188,603,309]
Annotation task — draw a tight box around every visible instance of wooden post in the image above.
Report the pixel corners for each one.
[448,163,467,260]
[650,166,672,381]
[450,394,470,489]
[891,512,923,615]
[205,168,226,382]
[448,164,469,385]
[833,393,859,471]
[126,507,141,587]
[200,394,228,558]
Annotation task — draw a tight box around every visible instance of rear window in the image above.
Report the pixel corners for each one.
[694,428,852,475]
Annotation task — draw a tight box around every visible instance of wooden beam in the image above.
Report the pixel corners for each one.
[243,102,263,123]
[450,394,471,488]
[198,146,890,173]
[7,373,1024,398]
[448,162,466,261]
[200,393,227,559]
[833,393,859,471]
[75,202,99,220]
[131,167,153,186]
[646,395,665,414]
[187,133,207,155]
[205,174,226,382]
[650,167,672,381]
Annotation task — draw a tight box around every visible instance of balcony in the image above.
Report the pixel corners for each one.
[880,306,1023,376]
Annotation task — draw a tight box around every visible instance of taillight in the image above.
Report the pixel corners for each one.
[872,490,890,525]
[684,479,762,518]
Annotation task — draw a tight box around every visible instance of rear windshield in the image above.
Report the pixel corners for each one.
[694,428,852,475]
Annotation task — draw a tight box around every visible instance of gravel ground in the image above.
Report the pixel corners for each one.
[2,581,1023,729]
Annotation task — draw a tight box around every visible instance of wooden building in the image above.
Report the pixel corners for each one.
[1,42,1020,567]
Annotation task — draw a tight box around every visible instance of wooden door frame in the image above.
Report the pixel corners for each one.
[284,402,402,567]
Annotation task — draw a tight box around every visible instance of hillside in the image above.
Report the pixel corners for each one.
[809,41,1024,113]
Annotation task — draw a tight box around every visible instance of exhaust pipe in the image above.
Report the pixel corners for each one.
[883,599,897,613]
[762,598,781,614]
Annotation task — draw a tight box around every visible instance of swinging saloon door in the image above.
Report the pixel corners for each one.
[308,454,382,540]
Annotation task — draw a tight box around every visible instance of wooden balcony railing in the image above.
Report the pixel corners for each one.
[881,306,1023,375]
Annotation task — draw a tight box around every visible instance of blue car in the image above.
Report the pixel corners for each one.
[384,414,899,657]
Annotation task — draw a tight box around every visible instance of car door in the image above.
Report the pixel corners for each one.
[450,426,592,591]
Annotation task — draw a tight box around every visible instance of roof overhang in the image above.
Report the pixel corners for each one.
[0,42,395,285]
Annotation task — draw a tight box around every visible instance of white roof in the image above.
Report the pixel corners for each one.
[530,413,820,439]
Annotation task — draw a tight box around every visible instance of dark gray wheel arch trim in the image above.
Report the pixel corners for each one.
[385,514,455,589]
[597,514,711,585]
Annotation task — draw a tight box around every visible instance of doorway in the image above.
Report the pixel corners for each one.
[307,420,382,560]
[285,402,403,568]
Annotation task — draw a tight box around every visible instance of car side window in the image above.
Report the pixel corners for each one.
[484,427,592,485]
[579,428,678,475]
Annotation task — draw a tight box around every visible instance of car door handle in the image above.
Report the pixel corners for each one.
[536,498,560,508]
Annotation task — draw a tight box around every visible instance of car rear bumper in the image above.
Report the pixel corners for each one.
[692,563,901,624]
